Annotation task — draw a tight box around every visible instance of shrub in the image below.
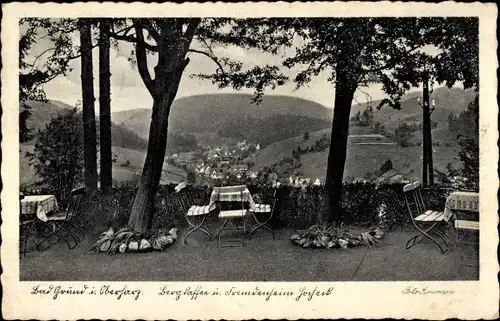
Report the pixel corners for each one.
[76,182,450,233]
[394,123,414,147]
[186,171,196,184]
[121,160,131,168]
[26,108,83,201]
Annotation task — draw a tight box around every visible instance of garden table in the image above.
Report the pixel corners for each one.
[209,185,256,207]
[443,191,479,218]
[20,195,58,222]
[444,191,479,266]
[210,185,256,247]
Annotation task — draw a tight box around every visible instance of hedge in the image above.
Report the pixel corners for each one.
[21,183,451,233]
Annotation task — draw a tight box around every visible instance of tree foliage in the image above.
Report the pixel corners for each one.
[27,108,84,201]
[219,18,477,102]
[379,159,394,173]
[19,18,79,102]
[394,123,414,147]
[19,18,79,143]
[441,95,479,191]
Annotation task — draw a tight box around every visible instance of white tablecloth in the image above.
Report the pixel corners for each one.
[20,195,58,222]
[210,185,256,207]
[443,191,479,220]
[208,185,274,214]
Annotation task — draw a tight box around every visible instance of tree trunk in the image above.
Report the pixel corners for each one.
[324,70,358,223]
[127,58,189,232]
[79,19,98,192]
[99,20,112,194]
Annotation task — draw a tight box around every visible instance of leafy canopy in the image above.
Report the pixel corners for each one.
[199,18,478,108]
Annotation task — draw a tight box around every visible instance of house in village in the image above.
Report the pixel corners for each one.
[177,152,197,166]
[231,164,248,174]
[372,168,410,185]
[237,140,249,150]
[206,150,220,161]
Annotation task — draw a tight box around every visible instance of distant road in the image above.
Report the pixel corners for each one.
[348,134,386,138]
[354,142,397,145]
[121,165,186,185]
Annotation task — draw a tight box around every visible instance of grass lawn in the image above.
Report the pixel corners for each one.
[20,223,478,282]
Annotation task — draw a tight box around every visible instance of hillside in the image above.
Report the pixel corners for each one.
[111,93,333,147]
[298,144,460,183]
[253,128,461,182]
[350,87,476,132]
[111,88,475,149]
[20,145,185,187]
[215,114,330,147]
[22,100,148,151]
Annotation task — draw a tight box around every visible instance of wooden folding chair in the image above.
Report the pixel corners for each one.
[217,190,247,248]
[248,189,277,240]
[403,181,450,254]
[19,192,39,258]
[175,182,215,245]
[37,187,85,250]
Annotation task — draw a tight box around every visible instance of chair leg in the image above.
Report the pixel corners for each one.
[37,223,77,250]
[248,213,275,240]
[432,228,449,247]
[407,222,449,254]
[20,223,39,258]
[184,215,213,245]
[218,218,245,248]
[57,223,80,248]
[217,219,230,247]
[21,231,29,258]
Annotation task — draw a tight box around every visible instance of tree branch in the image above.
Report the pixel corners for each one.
[134,25,155,95]
[28,47,56,73]
[188,48,226,75]
[108,24,158,52]
[141,20,161,44]
[181,18,201,56]
[362,44,422,74]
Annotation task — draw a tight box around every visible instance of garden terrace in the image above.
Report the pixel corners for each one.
[20,182,478,281]
[21,182,451,233]
[20,223,478,281]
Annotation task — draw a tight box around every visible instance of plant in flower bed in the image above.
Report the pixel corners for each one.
[91,227,178,254]
[289,224,384,249]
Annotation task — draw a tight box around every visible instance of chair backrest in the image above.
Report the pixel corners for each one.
[268,188,279,218]
[65,188,85,219]
[214,185,246,193]
[174,182,190,214]
[215,186,247,211]
[403,181,426,218]
[71,187,86,196]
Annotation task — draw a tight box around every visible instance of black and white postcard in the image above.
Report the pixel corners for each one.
[1,2,498,319]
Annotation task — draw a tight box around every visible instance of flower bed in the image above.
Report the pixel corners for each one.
[289,225,384,249]
[91,227,178,254]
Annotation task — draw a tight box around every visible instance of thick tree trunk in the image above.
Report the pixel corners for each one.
[324,71,358,223]
[127,59,188,232]
[99,20,112,194]
[79,19,98,192]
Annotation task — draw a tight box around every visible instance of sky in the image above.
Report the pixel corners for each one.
[29,25,419,113]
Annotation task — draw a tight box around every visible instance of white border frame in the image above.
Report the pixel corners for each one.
[2,2,498,319]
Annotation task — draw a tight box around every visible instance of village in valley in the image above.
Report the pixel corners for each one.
[166,140,262,183]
